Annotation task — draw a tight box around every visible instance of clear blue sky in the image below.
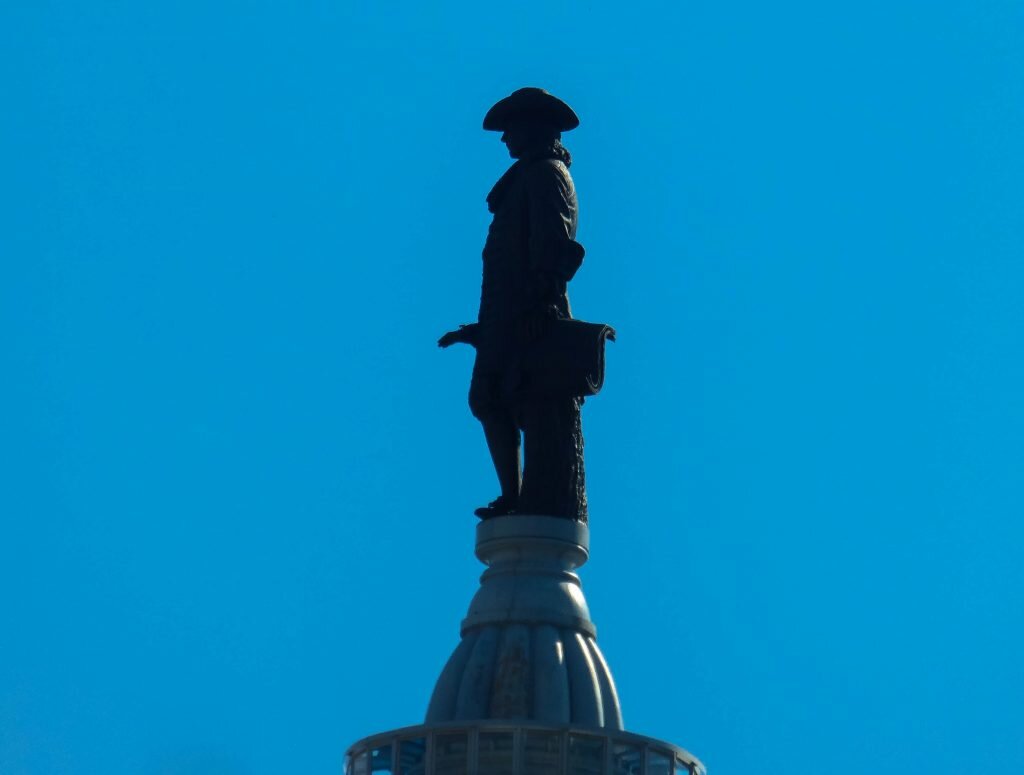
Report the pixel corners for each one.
[3,2,1022,773]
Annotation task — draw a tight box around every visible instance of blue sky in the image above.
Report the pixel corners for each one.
[3,1,1022,773]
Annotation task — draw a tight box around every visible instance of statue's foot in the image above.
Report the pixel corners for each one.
[474,495,518,520]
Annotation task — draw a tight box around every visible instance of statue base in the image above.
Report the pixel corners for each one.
[343,516,705,774]
[427,515,618,728]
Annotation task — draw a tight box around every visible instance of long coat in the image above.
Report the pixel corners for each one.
[473,157,581,379]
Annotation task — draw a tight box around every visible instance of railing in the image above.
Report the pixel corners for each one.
[344,722,704,775]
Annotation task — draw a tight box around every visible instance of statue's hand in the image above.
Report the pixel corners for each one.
[438,324,479,349]
[438,330,461,348]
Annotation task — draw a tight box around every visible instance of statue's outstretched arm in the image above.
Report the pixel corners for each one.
[437,323,479,349]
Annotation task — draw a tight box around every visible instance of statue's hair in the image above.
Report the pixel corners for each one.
[519,127,572,167]
[551,138,572,167]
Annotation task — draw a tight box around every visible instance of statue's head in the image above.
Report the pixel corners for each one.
[499,122,561,159]
[484,87,578,159]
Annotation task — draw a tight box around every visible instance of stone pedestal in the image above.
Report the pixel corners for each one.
[344,516,705,775]
[427,515,620,729]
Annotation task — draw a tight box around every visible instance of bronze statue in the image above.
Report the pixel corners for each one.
[439,88,614,522]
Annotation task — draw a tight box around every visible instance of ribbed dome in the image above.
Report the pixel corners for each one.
[425,516,623,729]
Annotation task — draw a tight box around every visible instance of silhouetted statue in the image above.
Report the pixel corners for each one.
[439,88,614,522]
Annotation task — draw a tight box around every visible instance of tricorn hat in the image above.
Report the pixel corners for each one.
[483,87,580,132]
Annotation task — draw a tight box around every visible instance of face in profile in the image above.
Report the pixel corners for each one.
[500,121,558,159]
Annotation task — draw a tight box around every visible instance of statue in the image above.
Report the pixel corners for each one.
[439,88,614,522]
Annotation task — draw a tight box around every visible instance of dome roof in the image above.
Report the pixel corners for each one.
[425,516,623,729]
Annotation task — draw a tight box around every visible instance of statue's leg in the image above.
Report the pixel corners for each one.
[480,411,522,502]
[518,397,587,521]
[470,367,522,504]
